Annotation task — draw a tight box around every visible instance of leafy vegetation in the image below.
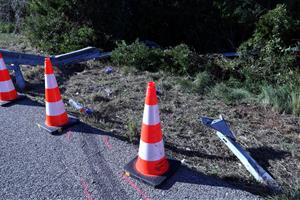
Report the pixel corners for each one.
[24,0,96,53]
[19,0,299,53]
[111,4,300,116]
[112,41,197,75]
[0,22,14,33]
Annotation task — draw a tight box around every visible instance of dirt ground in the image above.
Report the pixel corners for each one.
[1,34,299,197]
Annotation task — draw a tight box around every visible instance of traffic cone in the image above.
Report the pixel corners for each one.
[124,81,180,187]
[0,53,25,106]
[37,57,79,134]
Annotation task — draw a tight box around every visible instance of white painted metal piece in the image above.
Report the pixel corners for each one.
[216,115,280,191]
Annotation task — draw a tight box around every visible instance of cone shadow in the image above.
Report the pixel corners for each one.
[0,95,37,107]
[160,165,272,196]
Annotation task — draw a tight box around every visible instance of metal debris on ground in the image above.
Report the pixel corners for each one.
[156,86,162,96]
[201,115,281,192]
[104,88,112,96]
[69,99,93,115]
[104,66,113,74]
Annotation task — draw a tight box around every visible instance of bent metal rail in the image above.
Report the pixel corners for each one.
[0,47,111,90]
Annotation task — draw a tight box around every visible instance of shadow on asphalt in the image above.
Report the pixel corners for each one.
[1,95,44,107]
[160,165,271,197]
[60,119,274,197]
[66,121,129,142]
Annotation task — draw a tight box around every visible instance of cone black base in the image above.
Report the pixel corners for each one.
[37,115,79,135]
[0,94,26,107]
[124,156,181,187]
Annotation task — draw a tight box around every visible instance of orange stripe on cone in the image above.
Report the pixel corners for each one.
[141,123,163,143]
[136,157,169,176]
[0,69,11,81]
[46,112,69,127]
[45,87,62,102]
[135,81,169,176]
[0,90,18,101]
[0,53,18,101]
[44,57,69,127]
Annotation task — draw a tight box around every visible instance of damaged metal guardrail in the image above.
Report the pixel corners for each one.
[201,115,281,192]
[0,47,111,90]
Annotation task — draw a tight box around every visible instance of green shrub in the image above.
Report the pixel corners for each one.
[163,44,192,75]
[126,119,139,143]
[112,41,196,75]
[111,40,164,72]
[0,22,14,33]
[211,83,253,104]
[177,79,194,92]
[259,85,300,115]
[226,76,243,88]
[59,26,96,53]
[192,72,214,94]
[291,92,300,116]
[25,0,96,54]
[177,72,214,94]
[238,4,298,89]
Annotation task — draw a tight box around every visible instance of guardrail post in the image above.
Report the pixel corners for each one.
[14,64,26,90]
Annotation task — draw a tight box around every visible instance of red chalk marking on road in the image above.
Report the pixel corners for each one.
[121,173,151,200]
[102,136,112,150]
[65,131,73,141]
[80,177,93,200]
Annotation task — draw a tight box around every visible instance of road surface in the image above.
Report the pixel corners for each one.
[0,97,262,199]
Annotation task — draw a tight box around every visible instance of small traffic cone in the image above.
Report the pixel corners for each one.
[0,53,25,106]
[37,57,79,134]
[124,81,180,187]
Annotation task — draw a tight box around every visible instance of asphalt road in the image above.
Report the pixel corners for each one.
[0,97,262,200]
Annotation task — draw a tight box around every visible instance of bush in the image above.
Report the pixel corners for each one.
[163,44,191,75]
[177,72,214,94]
[192,72,214,94]
[25,0,96,54]
[111,40,164,72]
[259,85,300,115]
[211,83,253,104]
[59,26,96,53]
[112,41,196,75]
[238,4,298,88]
[291,92,300,116]
[0,22,14,33]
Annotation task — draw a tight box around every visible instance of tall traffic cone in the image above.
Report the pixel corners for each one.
[37,57,79,134]
[0,53,25,106]
[124,81,180,187]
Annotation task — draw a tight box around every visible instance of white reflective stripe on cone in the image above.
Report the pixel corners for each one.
[46,100,66,116]
[0,59,7,70]
[138,140,165,161]
[142,104,160,125]
[0,79,15,92]
[45,74,58,89]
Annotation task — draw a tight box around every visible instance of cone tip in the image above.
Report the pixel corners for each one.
[145,81,158,105]
[45,57,51,64]
[148,81,156,88]
[44,57,54,74]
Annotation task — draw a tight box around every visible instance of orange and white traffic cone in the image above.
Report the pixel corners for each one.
[124,81,180,187]
[0,53,25,106]
[37,57,78,134]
